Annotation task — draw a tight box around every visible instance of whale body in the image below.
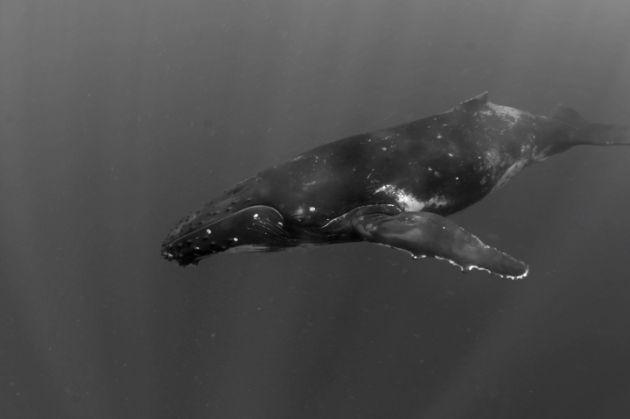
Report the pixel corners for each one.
[161,93,629,279]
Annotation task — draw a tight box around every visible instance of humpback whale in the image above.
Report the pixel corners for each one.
[161,93,629,279]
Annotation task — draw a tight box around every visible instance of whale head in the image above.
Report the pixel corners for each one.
[161,200,290,266]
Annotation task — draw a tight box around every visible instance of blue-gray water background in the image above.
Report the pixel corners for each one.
[2,0,630,417]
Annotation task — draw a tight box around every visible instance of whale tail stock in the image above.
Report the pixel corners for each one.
[551,105,630,146]
[573,122,630,146]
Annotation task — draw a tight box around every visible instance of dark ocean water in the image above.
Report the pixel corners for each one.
[2,0,630,418]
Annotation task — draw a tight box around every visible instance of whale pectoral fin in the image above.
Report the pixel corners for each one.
[352,211,528,279]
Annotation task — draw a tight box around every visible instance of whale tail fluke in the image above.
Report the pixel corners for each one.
[552,105,630,146]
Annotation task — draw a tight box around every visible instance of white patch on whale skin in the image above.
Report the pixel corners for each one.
[226,244,270,254]
[294,206,305,217]
[480,103,528,127]
[433,255,528,280]
[424,195,449,209]
[532,145,552,162]
[302,180,319,190]
[480,148,532,191]
[492,159,528,192]
[374,184,449,211]
[483,149,502,169]
[375,185,423,210]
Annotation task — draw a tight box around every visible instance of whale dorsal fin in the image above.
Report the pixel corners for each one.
[456,92,489,112]
[551,105,586,128]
